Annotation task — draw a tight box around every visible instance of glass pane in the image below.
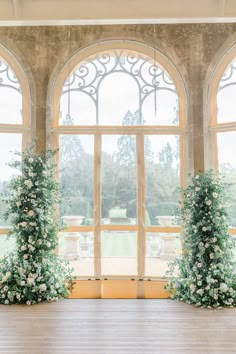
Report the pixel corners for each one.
[145,135,179,226]
[59,92,96,126]
[145,232,181,277]
[0,133,21,227]
[99,72,139,125]
[101,231,137,275]
[59,135,94,225]
[217,59,236,123]
[143,91,179,125]
[101,135,137,225]
[0,235,16,258]
[59,232,94,276]
[59,49,178,126]
[0,58,22,124]
[217,132,236,227]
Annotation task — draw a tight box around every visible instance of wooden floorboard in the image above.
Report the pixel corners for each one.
[0,299,236,353]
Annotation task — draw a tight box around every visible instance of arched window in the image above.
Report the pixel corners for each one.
[51,41,187,281]
[209,48,236,231]
[0,44,31,257]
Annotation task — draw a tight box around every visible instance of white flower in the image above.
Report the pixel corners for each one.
[4,300,9,305]
[195,175,199,179]
[21,281,25,286]
[214,294,218,300]
[28,210,34,217]
[195,187,200,192]
[16,201,21,207]
[6,272,11,278]
[39,284,47,292]
[24,180,33,188]
[198,281,202,286]
[28,158,34,163]
[16,294,21,300]
[190,284,195,292]
[27,277,35,286]
[3,286,8,291]
[229,298,234,304]
[21,245,27,251]
[29,172,34,177]
[197,263,202,268]
[26,301,31,305]
[205,243,209,248]
[202,227,207,232]
[46,242,51,248]
[197,289,204,295]
[210,253,214,259]
[21,222,27,228]
[206,200,212,206]
[212,237,217,243]
[197,275,202,279]
[220,283,228,292]
[229,288,234,293]
[212,192,218,198]
[23,254,29,260]
[18,268,25,274]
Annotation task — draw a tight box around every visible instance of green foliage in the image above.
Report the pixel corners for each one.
[0,142,74,305]
[165,170,236,308]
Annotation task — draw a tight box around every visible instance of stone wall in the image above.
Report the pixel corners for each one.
[1,23,236,171]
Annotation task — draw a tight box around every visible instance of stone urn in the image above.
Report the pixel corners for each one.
[156,215,176,260]
[62,215,84,227]
[62,215,84,260]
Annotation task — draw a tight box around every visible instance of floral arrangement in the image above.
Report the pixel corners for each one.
[0,143,74,305]
[165,170,236,308]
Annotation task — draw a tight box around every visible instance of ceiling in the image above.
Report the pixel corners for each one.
[1,0,236,25]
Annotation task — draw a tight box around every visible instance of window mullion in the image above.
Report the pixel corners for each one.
[136,133,145,280]
[94,134,101,278]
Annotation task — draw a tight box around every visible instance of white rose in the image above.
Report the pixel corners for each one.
[16,201,21,207]
[212,237,217,243]
[23,254,29,260]
[4,300,9,305]
[220,283,228,292]
[202,227,207,232]
[21,222,27,228]
[39,284,47,292]
[195,187,200,192]
[26,301,31,305]
[190,284,195,292]
[197,263,202,268]
[210,253,214,259]
[21,245,27,251]
[206,200,212,206]
[28,158,34,163]
[212,192,218,198]
[197,289,204,295]
[195,175,199,179]
[28,210,34,217]
[27,277,35,285]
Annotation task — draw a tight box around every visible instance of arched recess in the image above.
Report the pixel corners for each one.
[207,42,236,232]
[0,41,32,250]
[50,40,188,297]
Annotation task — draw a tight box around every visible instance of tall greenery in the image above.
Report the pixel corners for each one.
[0,143,74,305]
[165,170,236,308]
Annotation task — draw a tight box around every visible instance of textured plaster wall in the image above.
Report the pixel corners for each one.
[1,23,236,172]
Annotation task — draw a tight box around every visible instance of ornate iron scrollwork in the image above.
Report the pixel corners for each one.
[0,58,21,93]
[62,49,177,124]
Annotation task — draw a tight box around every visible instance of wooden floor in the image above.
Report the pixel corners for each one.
[0,299,236,354]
